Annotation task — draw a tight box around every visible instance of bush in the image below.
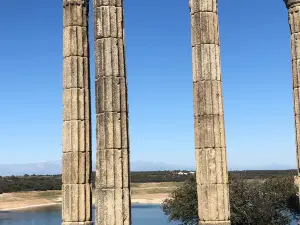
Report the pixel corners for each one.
[162,175,300,225]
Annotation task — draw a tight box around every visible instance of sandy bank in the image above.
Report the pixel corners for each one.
[0,182,179,212]
[0,203,61,212]
[0,193,169,212]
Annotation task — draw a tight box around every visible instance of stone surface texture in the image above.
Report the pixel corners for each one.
[189,0,231,224]
[285,0,300,201]
[62,0,92,224]
[285,0,300,8]
[93,0,131,225]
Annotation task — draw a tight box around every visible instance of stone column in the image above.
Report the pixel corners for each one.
[284,0,300,199]
[93,0,131,225]
[62,0,92,225]
[189,0,231,224]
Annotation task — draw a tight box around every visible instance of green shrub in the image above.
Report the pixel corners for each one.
[162,176,300,225]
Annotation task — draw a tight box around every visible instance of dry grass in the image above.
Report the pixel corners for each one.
[0,182,182,210]
[131,182,182,195]
[0,190,61,210]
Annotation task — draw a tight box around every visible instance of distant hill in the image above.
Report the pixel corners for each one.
[0,160,295,176]
[130,160,194,172]
[0,161,62,176]
[0,160,194,176]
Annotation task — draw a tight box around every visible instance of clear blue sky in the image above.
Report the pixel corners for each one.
[0,0,296,170]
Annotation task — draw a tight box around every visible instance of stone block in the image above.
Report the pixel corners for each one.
[96,149,129,189]
[95,76,128,113]
[292,60,300,88]
[191,12,219,45]
[62,184,92,222]
[195,148,228,185]
[285,0,300,9]
[94,38,125,78]
[63,57,89,89]
[193,81,223,117]
[194,115,225,149]
[62,222,93,225]
[63,1,88,27]
[295,115,300,146]
[197,184,230,222]
[62,120,90,153]
[190,0,217,14]
[62,151,91,184]
[94,6,123,38]
[96,77,122,113]
[63,26,88,57]
[94,0,122,7]
[63,89,85,121]
[95,188,130,225]
[289,8,300,33]
[192,44,221,82]
[291,33,300,60]
[294,88,300,115]
[96,112,128,150]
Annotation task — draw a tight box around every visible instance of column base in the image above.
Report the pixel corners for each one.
[199,221,230,225]
[62,222,93,225]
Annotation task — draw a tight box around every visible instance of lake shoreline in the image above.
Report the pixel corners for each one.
[0,182,177,213]
[0,203,61,212]
[0,198,166,212]
[0,202,178,225]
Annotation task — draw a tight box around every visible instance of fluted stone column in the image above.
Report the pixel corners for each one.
[93,0,131,225]
[62,0,92,224]
[189,0,230,224]
[284,0,300,200]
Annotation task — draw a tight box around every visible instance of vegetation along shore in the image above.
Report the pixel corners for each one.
[0,170,298,214]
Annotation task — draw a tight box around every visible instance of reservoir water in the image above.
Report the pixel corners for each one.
[0,205,298,225]
[0,204,178,225]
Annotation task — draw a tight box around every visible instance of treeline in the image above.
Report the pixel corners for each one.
[0,171,191,193]
[0,170,297,193]
[229,169,297,179]
[0,174,61,193]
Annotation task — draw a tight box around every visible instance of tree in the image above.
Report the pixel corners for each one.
[162,175,300,225]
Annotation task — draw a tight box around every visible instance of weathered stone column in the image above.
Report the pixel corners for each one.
[284,0,300,200]
[93,0,131,225]
[62,0,92,224]
[189,0,231,224]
